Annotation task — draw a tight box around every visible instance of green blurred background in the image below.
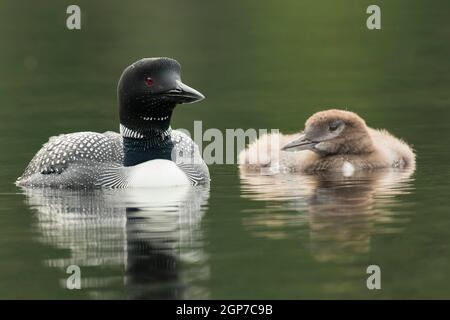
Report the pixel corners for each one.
[0,0,449,299]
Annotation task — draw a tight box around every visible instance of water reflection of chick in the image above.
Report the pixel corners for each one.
[240,167,415,262]
[21,186,210,299]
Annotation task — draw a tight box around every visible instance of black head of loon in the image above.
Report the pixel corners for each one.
[118,57,205,166]
[118,57,204,137]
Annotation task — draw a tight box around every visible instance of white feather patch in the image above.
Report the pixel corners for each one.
[342,161,355,177]
[126,159,190,188]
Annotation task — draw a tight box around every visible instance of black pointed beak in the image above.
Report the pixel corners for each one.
[163,80,205,104]
[281,134,317,152]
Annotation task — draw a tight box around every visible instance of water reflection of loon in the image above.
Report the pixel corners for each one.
[21,186,210,299]
[240,167,415,262]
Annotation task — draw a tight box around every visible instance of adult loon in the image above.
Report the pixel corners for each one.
[239,109,415,175]
[16,57,210,188]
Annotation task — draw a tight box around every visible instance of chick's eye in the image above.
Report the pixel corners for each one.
[145,77,154,87]
[329,122,340,132]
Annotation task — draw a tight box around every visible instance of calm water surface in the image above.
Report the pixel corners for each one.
[0,1,449,299]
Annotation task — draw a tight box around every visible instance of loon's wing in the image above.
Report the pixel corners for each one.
[16,131,124,188]
[170,130,210,186]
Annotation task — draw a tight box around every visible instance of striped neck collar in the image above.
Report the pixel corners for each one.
[120,124,172,141]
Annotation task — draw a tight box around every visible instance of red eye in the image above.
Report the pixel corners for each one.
[145,77,154,87]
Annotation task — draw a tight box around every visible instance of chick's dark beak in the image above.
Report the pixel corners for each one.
[281,134,317,152]
[163,80,205,104]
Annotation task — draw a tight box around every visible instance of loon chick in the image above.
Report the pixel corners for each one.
[17,57,209,188]
[239,109,415,175]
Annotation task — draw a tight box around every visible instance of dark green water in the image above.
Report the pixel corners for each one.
[0,0,449,299]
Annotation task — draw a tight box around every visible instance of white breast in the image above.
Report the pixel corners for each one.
[342,161,355,177]
[125,159,190,188]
